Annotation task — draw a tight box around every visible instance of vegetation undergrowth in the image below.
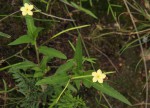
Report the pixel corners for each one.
[1,0,150,108]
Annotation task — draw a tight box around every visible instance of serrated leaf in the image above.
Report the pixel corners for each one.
[55,59,74,75]
[0,32,11,38]
[36,74,69,85]
[39,46,67,59]
[92,81,132,105]
[71,2,97,19]
[8,35,33,45]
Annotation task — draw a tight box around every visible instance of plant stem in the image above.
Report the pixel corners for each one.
[0,45,28,65]
[71,75,92,80]
[49,80,70,108]
[34,41,40,65]
[0,62,23,72]
[0,10,20,22]
[102,93,113,108]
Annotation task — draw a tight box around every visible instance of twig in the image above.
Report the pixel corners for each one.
[102,93,113,108]
[32,3,74,22]
[93,28,150,39]
[38,11,75,21]
[0,45,28,65]
[0,10,20,22]
[132,102,150,106]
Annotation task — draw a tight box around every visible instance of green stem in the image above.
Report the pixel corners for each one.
[0,45,28,65]
[0,87,16,93]
[34,42,40,65]
[0,62,22,72]
[49,79,70,108]
[0,10,20,22]
[71,75,92,80]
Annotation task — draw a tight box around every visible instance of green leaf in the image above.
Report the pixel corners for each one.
[32,27,44,39]
[0,32,11,38]
[40,56,52,71]
[23,0,30,3]
[68,84,77,92]
[6,60,36,72]
[92,82,132,106]
[82,78,92,88]
[74,37,82,70]
[50,25,90,40]
[8,35,33,45]
[34,72,44,78]
[39,46,67,59]
[71,2,97,19]
[43,25,90,45]
[36,74,69,85]
[32,66,44,77]
[74,80,81,90]
[83,57,96,64]
[55,59,74,75]
[75,72,93,89]
[68,40,76,51]
[25,15,36,36]
[40,0,48,4]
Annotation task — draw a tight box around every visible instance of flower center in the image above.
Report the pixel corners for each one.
[26,8,29,11]
[97,75,100,78]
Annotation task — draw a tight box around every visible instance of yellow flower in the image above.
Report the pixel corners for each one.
[20,3,33,16]
[92,69,106,83]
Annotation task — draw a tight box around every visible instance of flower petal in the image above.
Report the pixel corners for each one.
[92,77,98,82]
[97,69,102,74]
[28,5,33,10]
[92,72,97,76]
[24,3,29,8]
[98,78,103,83]
[22,11,27,16]
[20,7,25,11]
[27,11,33,16]
[101,74,106,79]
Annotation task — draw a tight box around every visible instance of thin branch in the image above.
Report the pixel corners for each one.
[0,10,20,22]
[102,93,113,108]
[32,3,74,22]
[93,28,150,39]
[38,11,75,21]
